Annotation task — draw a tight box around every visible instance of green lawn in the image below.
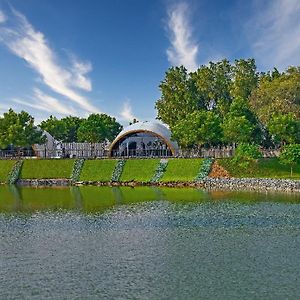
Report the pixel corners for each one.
[0,160,16,182]
[219,158,300,179]
[120,159,159,182]
[161,158,203,182]
[80,159,117,182]
[20,159,75,179]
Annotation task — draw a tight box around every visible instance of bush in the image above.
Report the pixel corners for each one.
[232,143,262,168]
[279,144,300,177]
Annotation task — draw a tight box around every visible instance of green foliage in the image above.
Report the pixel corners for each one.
[71,158,85,182]
[0,109,45,149]
[0,160,16,183]
[230,58,258,100]
[150,159,168,183]
[250,67,300,125]
[172,110,222,148]
[111,159,126,182]
[279,144,300,176]
[232,143,262,169]
[7,160,23,184]
[40,115,83,142]
[268,113,300,145]
[219,157,300,179]
[80,159,118,182]
[194,158,213,181]
[161,158,203,182]
[20,159,74,179]
[222,97,262,144]
[155,66,202,128]
[77,113,122,143]
[120,159,160,182]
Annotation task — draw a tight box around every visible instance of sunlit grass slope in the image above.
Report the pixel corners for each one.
[80,159,117,182]
[20,159,74,179]
[0,160,15,182]
[219,158,300,179]
[161,158,203,182]
[120,159,159,182]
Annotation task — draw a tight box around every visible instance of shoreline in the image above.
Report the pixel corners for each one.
[10,177,300,193]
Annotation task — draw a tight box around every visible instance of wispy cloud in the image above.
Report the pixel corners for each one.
[0,10,6,23]
[0,8,99,113]
[13,88,78,116]
[119,99,137,122]
[166,2,198,72]
[246,0,300,70]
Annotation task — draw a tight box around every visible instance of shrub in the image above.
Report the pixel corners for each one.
[279,144,300,177]
[232,143,262,168]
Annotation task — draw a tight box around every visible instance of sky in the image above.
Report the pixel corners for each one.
[0,0,300,125]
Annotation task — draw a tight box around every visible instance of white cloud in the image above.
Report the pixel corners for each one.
[0,8,99,113]
[166,2,198,72]
[246,0,300,70]
[119,99,137,122]
[0,10,6,23]
[13,88,78,116]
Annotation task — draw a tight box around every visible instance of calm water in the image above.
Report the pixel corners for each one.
[0,185,300,299]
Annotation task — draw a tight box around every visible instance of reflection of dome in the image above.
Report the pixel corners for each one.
[109,121,179,157]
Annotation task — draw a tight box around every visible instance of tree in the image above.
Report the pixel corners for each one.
[40,115,67,141]
[155,66,202,128]
[0,109,45,149]
[171,110,222,148]
[77,114,122,143]
[231,58,258,100]
[279,144,300,177]
[250,67,300,125]
[222,97,262,144]
[193,59,232,116]
[40,115,83,142]
[267,113,300,145]
[232,143,262,169]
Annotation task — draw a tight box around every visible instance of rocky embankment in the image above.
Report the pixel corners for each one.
[16,177,300,192]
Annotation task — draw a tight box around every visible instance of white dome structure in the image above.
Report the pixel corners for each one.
[109,121,179,157]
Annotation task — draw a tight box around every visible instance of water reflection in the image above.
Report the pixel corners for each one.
[0,185,299,214]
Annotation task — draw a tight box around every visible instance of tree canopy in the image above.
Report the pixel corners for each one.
[0,109,45,149]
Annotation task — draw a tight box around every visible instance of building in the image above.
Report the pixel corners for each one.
[109,121,179,157]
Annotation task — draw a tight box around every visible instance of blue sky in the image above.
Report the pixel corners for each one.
[0,0,300,125]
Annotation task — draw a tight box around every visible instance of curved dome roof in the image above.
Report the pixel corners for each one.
[109,121,179,155]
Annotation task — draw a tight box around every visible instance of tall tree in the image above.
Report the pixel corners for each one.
[77,114,122,143]
[0,109,45,149]
[40,115,67,141]
[155,66,202,128]
[231,58,258,100]
[171,110,222,148]
[250,67,300,124]
[222,97,262,144]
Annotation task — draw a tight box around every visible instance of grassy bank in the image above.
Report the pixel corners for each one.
[0,160,16,182]
[120,159,159,182]
[80,159,117,182]
[161,158,203,182]
[20,159,75,179]
[219,158,300,179]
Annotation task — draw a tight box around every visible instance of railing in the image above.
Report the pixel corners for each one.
[0,147,280,159]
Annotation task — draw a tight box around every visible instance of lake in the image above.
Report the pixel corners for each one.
[0,185,300,299]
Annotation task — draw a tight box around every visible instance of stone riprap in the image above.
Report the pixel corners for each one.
[17,179,71,186]
[200,177,300,192]
[15,177,300,192]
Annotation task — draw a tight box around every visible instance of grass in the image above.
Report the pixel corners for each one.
[20,159,75,179]
[219,157,300,179]
[161,158,203,182]
[120,159,160,182]
[80,159,117,182]
[0,160,17,182]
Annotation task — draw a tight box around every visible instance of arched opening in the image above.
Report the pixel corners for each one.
[109,130,174,157]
